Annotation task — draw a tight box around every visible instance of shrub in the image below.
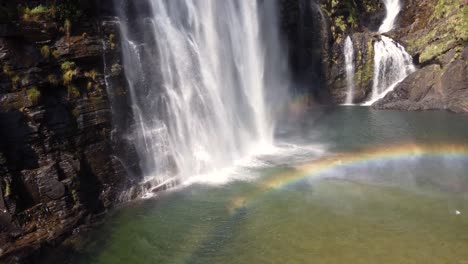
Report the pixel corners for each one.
[48,74,59,86]
[61,61,76,85]
[3,64,13,76]
[27,86,41,104]
[52,50,60,59]
[67,85,80,99]
[40,45,50,59]
[61,61,75,71]
[11,75,20,90]
[21,5,55,22]
[84,69,99,81]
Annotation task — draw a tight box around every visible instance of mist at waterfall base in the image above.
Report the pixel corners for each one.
[114,0,289,189]
[68,108,468,264]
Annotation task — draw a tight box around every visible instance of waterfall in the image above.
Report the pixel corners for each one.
[113,0,289,184]
[364,36,415,105]
[363,0,415,105]
[344,36,355,105]
[379,0,401,33]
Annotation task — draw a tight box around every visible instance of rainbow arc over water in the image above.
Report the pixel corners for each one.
[230,142,468,212]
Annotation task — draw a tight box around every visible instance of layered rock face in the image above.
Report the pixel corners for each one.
[0,1,139,262]
[374,0,467,113]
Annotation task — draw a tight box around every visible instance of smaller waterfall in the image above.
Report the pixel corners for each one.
[379,0,401,33]
[364,36,415,105]
[344,36,355,105]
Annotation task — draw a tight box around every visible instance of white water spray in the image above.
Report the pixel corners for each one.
[344,36,355,105]
[113,0,289,184]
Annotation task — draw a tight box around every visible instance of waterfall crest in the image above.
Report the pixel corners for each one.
[113,0,289,184]
[344,36,355,105]
[379,0,401,33]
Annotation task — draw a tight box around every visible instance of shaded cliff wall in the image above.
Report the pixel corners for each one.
[280,0,384,104]
[0,0,140,262]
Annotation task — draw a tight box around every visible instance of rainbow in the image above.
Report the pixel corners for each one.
[229,142,468,212]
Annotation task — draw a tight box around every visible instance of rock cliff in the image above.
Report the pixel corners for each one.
[322,0,467,111]
[374,0,467,113]
[0,1,139,262]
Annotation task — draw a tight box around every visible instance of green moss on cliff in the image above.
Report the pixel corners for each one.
[407,0,466,64]
[62,61,77,85]
[27,86,41,104]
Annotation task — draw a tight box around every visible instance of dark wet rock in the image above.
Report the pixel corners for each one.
[54,36,103,61]
[0,1,141,262]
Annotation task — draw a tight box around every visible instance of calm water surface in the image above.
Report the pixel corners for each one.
[67,107,468,264]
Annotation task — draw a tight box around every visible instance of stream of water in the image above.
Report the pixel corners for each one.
[344,36,355,105]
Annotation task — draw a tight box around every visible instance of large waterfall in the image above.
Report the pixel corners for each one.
[364,0,415,105]
[113,0,289,184]
[344,36,355,105]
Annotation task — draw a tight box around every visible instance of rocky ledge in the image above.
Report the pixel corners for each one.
[374,0,467,113]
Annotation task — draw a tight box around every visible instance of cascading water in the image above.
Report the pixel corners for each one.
[113,0,289,185]
[344,36,355,105]
[365,36,415,105]
[363,0,415,105]
[379,0,401,33]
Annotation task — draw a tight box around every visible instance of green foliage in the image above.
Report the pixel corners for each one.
[40,45,50,59]
[21,5,55,22]
[84,69,99,81]
[3,64,13,76]
[4,179,11,197]
[27,86,41,104]
[64,19,72,37]
[29,5,49,14]
[52,50,60,59]
[68,85,80,99]
[62,61,76,85]
[55,1,83,22]
[48,74,59,86]
[61,61,76,71]
[11,75,20,90]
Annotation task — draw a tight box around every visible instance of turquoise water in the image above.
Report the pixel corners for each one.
[65,107,468,264]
